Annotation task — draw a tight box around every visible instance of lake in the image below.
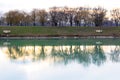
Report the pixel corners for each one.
[0,38,120,80]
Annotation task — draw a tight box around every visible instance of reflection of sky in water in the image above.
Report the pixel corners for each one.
[0,57,120,80]
[0,45,120,80]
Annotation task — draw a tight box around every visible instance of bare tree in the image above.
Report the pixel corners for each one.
[30,9,38,26]
[74,7,91,26]
[5,10,24,26]
[54,7,68,27]
[74,7,82,26]
[37,9,48,26]
[5,10,14,26]
[67,8,75,26]
[111,8,120,26]
[49,7,59,26]
[21,11,31,26]
[92,7,107,27]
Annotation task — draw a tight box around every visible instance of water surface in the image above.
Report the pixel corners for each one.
[0,38,120,80]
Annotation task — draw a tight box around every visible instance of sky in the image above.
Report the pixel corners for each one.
[0,0,120,13]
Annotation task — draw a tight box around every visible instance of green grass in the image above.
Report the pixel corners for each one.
[0,26,120,36]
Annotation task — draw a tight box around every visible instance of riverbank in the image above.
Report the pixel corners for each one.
[0,26,120,38]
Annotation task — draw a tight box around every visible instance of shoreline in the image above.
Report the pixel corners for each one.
[0,35,119,39]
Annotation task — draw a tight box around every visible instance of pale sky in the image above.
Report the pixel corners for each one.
[0,0,120,13]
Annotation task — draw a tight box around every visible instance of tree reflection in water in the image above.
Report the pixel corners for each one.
[91,45,106,66]
[73,46,91,67]
[39,45,46,60]
[110,46,120,62]
[2,42,120,67]
[7,46,23,59]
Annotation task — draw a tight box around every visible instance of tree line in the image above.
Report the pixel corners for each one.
[0,6,120,27]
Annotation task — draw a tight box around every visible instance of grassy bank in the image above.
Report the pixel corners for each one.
[0,26,120,37]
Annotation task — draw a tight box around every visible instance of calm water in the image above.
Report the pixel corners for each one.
[0,38,120,80]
